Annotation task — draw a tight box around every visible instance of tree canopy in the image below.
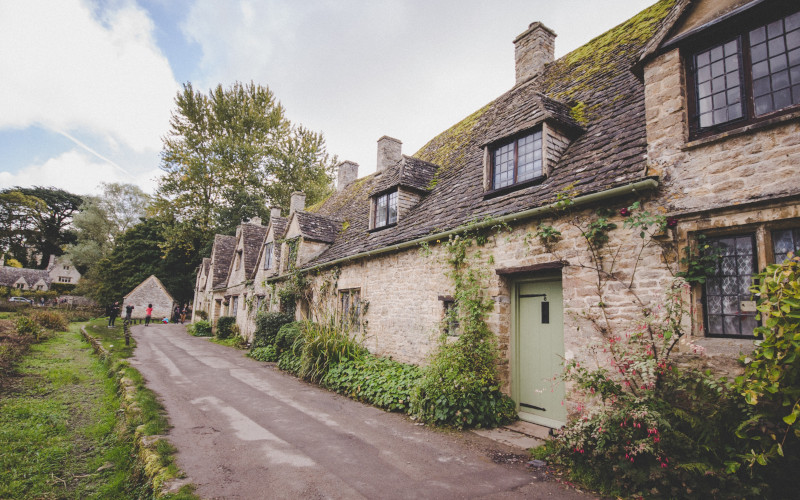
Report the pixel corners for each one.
[0,186,82,268]
[155,81,336,237]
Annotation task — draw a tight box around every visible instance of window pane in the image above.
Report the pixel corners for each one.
[387,191,397,224]
[492,130,543,189]
[751,41,768,62]
[493,142,514,188]
[750,26,767,45]
[753,60,770,78]
[787,12,800,31]
[773,228,800,262]
[750,12,800,116]
[704,234,757,337]
[694,39,743,128]
[376,194,387,226]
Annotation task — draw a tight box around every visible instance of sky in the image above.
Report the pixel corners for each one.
[0,0,657,197]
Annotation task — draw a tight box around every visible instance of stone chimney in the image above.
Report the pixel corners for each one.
[337,161,359,191]
[376,136,402,172]
[270,206,282,220]
[249,216,262,226]
[289,191,306,215]
[513,22,556,85]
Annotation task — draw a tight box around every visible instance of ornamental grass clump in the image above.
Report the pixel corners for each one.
[297,318,367,383]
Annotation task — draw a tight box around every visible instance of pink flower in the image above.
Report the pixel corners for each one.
[620,207,631,217]
[666,217,678,228]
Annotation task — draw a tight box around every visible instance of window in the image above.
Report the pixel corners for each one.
[772,227,800,262]
[492,130,543,190]
[58,277,71,283]
[339,289,361,326]
[231,296,239,315]
[263,242,274,270]
[689,9,800,135]
[16,283,24,289]
[441,297,460,336]
[63,265,70,270]
[703,234,759,337]
[374,191,397,228]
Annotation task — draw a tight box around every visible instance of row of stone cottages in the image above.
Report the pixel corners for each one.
[193,0,800,428]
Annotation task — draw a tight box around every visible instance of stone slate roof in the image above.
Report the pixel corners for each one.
[272,217,288,240]
[196,257,211,289]
[301,0,676,268]
[241,223,268,278]
[124,275,175,303]
[371,156,440,195]
[479,91,584,147]
[211,234,236,289]
[295,211,342,244]
[0,266,51,289]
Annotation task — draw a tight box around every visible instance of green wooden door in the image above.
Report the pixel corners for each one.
[515,278,566,427]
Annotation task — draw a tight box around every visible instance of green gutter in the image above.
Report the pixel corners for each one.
[270,178,659,280]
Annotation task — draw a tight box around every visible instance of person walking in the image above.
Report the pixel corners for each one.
[180,305,187,324]
[108,301,120,327]
[145,304,153,326]
[125,304,134,322]
[173,305,181,323]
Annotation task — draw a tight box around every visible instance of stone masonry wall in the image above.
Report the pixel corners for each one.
[124,279,174,320]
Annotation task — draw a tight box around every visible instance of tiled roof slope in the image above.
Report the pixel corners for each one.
[272,217,288,240]
[295,212,342,244]
[371,156,440,195]
[211,234,236,289]
[307,0,676,267]
[241,223,268,277]
[0,266,51,288]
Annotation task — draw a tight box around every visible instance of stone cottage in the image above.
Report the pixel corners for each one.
[194,0,800,428]
[46,255,81,286]
[123,275,176,321]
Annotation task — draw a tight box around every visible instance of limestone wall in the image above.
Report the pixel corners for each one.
[124,278,174,320]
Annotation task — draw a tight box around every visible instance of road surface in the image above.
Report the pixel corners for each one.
[130,323,591,499]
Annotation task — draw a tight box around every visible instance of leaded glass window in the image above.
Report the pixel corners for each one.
[694,39,744,128]
[374,191,397,228]
[263,242,274,270]
[772,228,800,262]
[749,11,800,115]
[704,235,758,337]
[492,130,543,189]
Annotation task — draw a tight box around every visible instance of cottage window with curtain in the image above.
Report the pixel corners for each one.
[492,129,543,190]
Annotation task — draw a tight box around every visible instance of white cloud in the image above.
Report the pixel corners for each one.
[0,0,179,153]
[0,149,158,196]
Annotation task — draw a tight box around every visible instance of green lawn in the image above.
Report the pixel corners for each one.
[0,323,145,499]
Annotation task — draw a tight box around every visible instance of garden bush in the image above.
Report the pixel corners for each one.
[248,345,278,362]
[253,312,294,348]
[276,321,304,352]
[15,316,41,337]
[215,316,237,339]
[31,310,68,332]
[189,320,212,337]
[278,348,302,375]
[322,355,421,412]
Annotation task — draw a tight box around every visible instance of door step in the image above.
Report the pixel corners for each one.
[471,421,552,450]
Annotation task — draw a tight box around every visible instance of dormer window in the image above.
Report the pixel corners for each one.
[492,129,543,189]
[687,8,800,137]
[263,242,274,270]
[374,190,397,229]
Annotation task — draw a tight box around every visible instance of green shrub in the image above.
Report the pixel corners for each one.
[253,312,294,348]
[278,349,302,375]
[32,310,68,331]
[248,345,278,362]
[297,320,367,383]
[61,309,95,323]
[189,320,212,337]
[194,309,208,320]
[215,316,236,339]
[15,316,41,337]
[733,255,800,496]
[322,355,421,412]
[276,321,304,352]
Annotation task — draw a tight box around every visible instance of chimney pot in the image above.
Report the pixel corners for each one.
[514,22,556,85]
[376,136,402,172]
[270,206,282,220]
[337,161,359,190]
[289,192,306,215]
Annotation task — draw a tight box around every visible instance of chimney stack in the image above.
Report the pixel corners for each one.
[514,22,556,85]
[270,206,282,220]
[289,192,306,215]
[249,216,262,226]
[376,136,402,172]
[337,161,359,190]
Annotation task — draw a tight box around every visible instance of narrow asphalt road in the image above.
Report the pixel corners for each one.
[130,324,591,499]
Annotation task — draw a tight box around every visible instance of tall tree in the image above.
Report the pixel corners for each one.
[66,182,151,271]
[154,81,336,237]
[0,187,82,268]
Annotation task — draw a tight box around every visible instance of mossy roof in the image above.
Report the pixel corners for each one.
[305,0,677,266]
